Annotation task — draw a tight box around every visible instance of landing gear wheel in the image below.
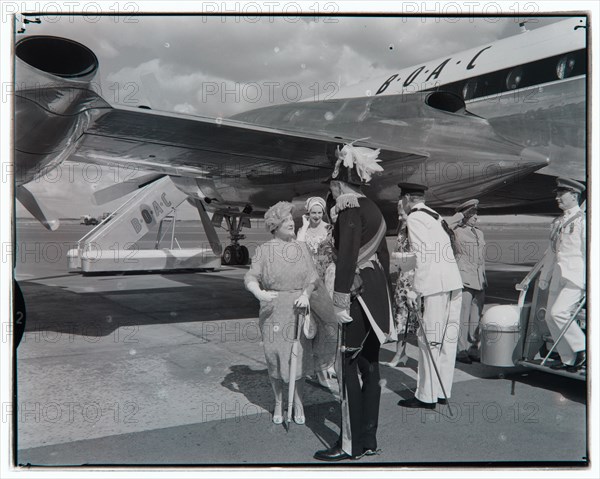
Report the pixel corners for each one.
[222,245,237,266]
[237,245,249,265]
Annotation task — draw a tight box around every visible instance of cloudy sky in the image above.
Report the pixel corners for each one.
[18,14,566,117]
[10,10,573,218]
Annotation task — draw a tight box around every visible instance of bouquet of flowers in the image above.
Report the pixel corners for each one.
[393,223,418,334]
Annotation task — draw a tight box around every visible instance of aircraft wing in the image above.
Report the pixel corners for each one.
[68,104,428,184]
[16,84,550,223]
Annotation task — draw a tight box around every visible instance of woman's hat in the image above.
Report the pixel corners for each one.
[305,196,326,212]
[264,201,294,233]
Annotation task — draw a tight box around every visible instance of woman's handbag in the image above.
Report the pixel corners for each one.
[302,307,316,339]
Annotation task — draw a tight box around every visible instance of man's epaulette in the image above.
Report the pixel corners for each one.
[336,194,360,211]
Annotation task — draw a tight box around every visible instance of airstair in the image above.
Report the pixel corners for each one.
[481,256,586,381]
[67,176,221,274]
[514,259,586,380]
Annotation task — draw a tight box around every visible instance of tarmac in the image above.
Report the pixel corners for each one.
[12,222,589,470]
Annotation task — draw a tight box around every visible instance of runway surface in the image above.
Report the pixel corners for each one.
[13,221,587,468]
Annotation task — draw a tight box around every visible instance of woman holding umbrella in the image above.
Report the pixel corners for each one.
[245,201,337,425]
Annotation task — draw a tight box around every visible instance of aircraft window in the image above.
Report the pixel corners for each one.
[557,54,576,79]
[462,80,478,100]
[506,67,524,90]
[430,48,585,102]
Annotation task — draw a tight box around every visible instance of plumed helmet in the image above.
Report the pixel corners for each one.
[323,141,383,186]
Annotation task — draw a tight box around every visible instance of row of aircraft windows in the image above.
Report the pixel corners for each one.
[235,49,586,125]
[429,49,586,101]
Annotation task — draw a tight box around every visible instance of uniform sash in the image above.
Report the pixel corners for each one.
[551,210,583,253]
[356,216,386,269]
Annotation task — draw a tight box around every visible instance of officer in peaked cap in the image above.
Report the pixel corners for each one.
[396,181,463,410]
[455,199,479,217]
[539,177,586,372]
[397,182,428,196]
[554,177,585,196]
[452,199,487,364]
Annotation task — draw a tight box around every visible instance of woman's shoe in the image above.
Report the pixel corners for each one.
[273,402,283,424]
[273,414,284,424]
[293,404,305,425]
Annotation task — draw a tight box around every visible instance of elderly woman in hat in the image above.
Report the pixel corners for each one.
[244,201,337,425]
[453,199,487,364]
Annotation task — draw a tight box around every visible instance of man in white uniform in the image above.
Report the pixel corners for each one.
[539,177,586,372]
[397,183,463,409]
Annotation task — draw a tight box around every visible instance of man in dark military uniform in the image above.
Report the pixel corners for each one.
[314,144,395,462]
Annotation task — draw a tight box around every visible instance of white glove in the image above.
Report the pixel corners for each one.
[294,293,310,308]
[330,205,339,224]
[255,290,278,302]
[538,279,549,291]
[334,305,353,324]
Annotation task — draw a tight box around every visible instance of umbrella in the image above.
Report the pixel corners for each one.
[286,307,306,430]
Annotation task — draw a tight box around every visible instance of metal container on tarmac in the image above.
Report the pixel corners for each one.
[480,305,524,367]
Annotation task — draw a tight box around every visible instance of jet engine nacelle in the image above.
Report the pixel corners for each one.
[15,36,109,186]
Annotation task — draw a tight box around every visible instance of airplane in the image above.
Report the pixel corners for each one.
[14,16,587,267]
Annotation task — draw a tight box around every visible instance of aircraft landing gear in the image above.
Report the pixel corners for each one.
[222,244,249,266]
[217,207,252,266]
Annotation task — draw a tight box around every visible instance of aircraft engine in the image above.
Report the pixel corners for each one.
[14,36,109,186]
[16,35,99,83]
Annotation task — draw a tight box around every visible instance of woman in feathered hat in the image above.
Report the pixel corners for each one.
[244,201,337,426]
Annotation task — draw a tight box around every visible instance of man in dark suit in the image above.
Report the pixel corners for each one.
[314,144,395,461]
